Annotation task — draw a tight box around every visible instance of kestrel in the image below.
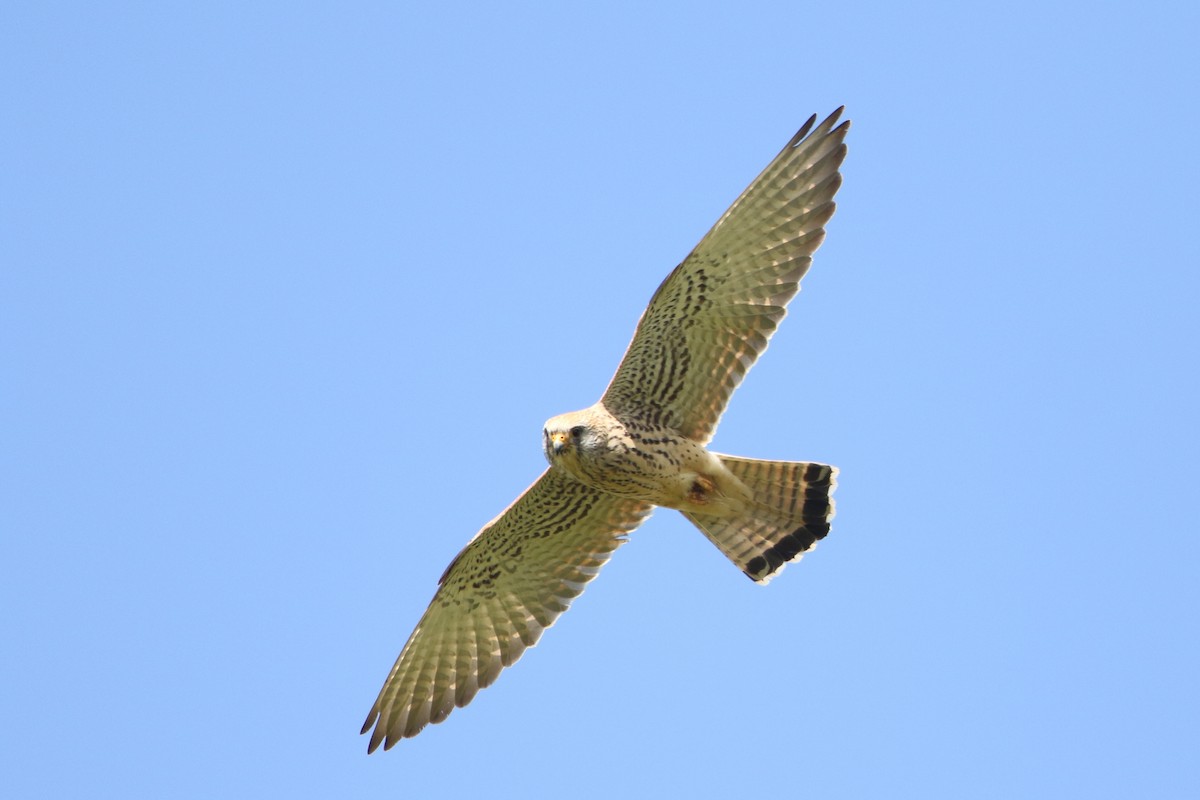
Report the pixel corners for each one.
[362,108,849,751]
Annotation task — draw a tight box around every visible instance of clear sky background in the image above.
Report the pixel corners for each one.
[3,2,1197,797]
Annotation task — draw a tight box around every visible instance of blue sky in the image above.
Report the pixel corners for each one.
[3,2,1198,797]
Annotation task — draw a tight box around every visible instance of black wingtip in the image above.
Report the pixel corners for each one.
[820,106,849,135]
[788,107,849,151]
[362,708,386,754]
[790,112,819,145]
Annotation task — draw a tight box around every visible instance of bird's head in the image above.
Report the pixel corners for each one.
[542,409,601,468]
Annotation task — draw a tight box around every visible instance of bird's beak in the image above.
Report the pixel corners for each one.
[549,431,568,455]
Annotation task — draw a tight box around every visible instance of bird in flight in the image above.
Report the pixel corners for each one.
[362,108,849,752]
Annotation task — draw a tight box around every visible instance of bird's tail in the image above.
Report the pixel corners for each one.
[682,456,837,584]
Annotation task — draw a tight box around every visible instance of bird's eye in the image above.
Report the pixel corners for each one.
[570,425,585,440]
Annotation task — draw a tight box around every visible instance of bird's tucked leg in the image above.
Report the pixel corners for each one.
[687,475,717,504]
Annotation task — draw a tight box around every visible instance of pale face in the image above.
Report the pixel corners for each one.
[542,409,610,476]
[543,412,587,464]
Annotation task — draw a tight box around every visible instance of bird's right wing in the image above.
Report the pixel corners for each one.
[361,468,653,752]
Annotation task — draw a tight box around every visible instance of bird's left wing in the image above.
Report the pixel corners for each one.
[361,468,653,751]
[602,108,849,444]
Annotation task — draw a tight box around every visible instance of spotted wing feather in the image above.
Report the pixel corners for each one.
[602,108,849,443]
[361,468,653,751]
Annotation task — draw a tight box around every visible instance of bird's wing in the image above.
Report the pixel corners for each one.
[601,108,849,444]
[361,468,653,751]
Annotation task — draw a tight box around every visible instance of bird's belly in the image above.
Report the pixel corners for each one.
[569,438,746,515]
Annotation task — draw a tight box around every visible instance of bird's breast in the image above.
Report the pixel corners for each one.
[554,421,715,508]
